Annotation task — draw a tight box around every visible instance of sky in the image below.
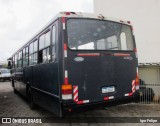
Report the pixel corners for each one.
[94,0,160,63]
[0,0,93,63]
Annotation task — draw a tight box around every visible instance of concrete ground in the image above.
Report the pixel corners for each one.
[0,81,160,126]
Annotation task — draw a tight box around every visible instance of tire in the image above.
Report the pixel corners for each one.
[28,88,35,110]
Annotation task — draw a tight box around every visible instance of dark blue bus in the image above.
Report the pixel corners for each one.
[8,12,139,117]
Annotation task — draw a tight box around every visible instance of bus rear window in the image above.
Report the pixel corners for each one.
[67,19,134,50]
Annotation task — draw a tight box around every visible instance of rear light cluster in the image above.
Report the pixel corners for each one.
[134,48,138,58]
[104,96,114,100]
[135,67,139,90]
[61,84,72,100]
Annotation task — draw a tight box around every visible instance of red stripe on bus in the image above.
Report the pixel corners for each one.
[64,43,67,50]
[73,89,78,96]
[74,97,78,102]
[129,93,133,96]
[77,53,100,57]
[62,17,66,23]
[74,96,78,102]
[64,78,68,84]
[113,53,130,57]
[73,86,78,102]
[104,97,109,100]
[77,101,83,104]
[134,48,137,53]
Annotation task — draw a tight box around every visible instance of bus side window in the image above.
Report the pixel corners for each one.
[23,46,29,66]
[38,31,51,63]
[29,40,38,65]
[17,51,22,67]
[15,54,17,68]
[29,43,34,65]
[22,48,25,66]
[52,25,56,61]
[26,46,29,66]
[12,56,15,68]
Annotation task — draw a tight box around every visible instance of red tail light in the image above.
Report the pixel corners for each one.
[62,90,72,94]
[135,76,139,85]
[127,21,131,24]
[135,67,139,90]
[61,84,72,100]
[65,12,71,15]
[134,48,138,59]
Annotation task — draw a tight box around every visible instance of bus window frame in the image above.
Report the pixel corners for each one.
[22,46,29,67]
[38,29,51,64]
[66,18,135,52]
[17,51,23,68]
[11,18,59,67]
[51,24,57,62]
[29,39,38,66]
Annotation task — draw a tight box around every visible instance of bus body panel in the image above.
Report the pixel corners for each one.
[11,19,63,117]
[66,50,137,103]
[62,17,139,108]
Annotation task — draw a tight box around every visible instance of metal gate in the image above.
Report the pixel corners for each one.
[139,83,160,104]
[138,63,160,104]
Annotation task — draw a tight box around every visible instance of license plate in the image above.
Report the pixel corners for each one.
[102,86,115,93]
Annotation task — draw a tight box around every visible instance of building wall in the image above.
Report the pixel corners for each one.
[139,67,160,84]
[139,67,160,96]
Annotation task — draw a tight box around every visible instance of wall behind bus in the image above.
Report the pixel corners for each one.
[94,0,160,63]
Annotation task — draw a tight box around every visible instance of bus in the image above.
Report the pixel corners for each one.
[8,12,139,117]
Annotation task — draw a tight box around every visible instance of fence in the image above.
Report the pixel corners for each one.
[139,84,160,104]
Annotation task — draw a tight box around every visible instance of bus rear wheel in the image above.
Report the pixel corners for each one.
[28,88,35,110]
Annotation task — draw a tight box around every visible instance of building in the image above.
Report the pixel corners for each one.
[139,63,160,101]
[139,63,160,85]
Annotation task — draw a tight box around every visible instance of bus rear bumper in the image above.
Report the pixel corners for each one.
[62,92,139,114]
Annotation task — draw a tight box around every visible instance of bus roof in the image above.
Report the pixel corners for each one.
[56,12,132,25]
[11,11,132,57]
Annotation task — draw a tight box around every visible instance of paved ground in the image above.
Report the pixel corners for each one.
[0,81,160,126]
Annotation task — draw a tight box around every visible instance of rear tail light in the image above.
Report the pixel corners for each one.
[127,21,131,24]
[64,12,76,15]
[61,84,72,100]
[65,12,71,15]
[135,67,139,90]
[134,48,138,58]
